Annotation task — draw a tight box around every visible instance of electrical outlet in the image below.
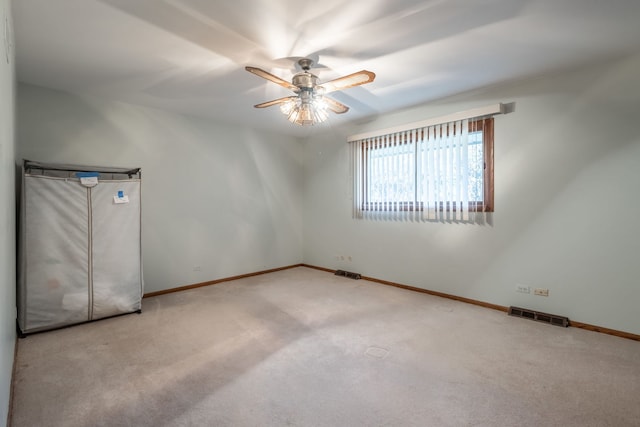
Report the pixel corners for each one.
[347,256,352,262]
[193,266,201,272]
[534,288,549,297]
[516,285,530,294]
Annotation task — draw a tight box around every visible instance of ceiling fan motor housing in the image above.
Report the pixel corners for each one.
[292,72,317,90]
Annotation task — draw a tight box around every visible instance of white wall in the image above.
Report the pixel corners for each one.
[303,53,640,335]
[0,0,15,424]
[16,84,304,293]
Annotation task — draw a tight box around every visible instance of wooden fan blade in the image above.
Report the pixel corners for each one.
[319,70,375,94]
[322,97,349,114]
[245,66,298,92]
[254,96,297,109]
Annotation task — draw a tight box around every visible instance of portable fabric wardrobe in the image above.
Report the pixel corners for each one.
[18,160,143,334]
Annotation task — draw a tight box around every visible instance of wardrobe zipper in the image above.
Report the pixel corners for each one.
[87,187,94,320]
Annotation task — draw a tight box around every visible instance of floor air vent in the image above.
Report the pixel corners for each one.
[335,270,361,280]
[508,306,569,328]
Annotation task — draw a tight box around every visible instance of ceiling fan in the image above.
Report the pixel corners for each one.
[245,58,375,126]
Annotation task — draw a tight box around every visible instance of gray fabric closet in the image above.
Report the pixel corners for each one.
[18,160,143,334]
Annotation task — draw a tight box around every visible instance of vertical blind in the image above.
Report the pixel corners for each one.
[350,104,504,223]
[351,119,484,221]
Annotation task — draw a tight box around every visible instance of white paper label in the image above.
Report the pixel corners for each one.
[113,195,130,204]
[80,176,99,187]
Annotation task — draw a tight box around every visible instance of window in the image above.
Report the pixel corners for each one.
[352,118,494,221]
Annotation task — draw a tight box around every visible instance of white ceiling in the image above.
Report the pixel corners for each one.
[12,0,640,136]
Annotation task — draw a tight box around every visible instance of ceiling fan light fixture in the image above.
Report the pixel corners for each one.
[312,97,329,123]
[280,98,298,116]
[281,92,328,126]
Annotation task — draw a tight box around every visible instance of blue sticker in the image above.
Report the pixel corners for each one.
[118,190,124,198]
[76,172,100,178]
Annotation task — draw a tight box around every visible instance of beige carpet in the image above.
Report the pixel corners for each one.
[10,267,640,426]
